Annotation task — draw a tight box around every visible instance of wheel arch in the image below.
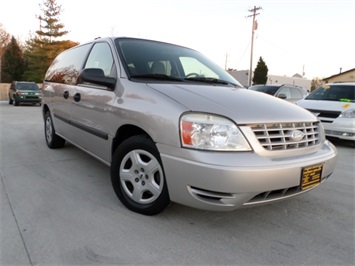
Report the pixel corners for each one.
[42,104,50,120]
[112,124,153,158]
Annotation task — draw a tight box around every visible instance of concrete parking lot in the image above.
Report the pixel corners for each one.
[1,101,354,265]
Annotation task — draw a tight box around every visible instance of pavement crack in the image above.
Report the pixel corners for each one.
[1,172,33,266]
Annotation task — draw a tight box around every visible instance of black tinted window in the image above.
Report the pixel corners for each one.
[249,85,279,95]
[115,38,241,86]
[45,43,92,84]
[306,84,355,102]
[16,82,39,90]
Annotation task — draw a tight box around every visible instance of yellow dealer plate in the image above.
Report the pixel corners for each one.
[301,164,323,191]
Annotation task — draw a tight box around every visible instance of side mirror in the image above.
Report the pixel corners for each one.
[78,68,116,90]
[277,93,287,99]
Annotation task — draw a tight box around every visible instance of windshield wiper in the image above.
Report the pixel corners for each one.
[130,74,183,82]
[131,74,237,86]
[307,98,343,102]
[184,77,234,86]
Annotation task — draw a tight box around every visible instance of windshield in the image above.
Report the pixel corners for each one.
[249,85,279,95]
[306,84,355,102]
[115,38,242,87]
[16,82,40,91]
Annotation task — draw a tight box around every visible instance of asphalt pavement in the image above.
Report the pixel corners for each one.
[0,101,354,265]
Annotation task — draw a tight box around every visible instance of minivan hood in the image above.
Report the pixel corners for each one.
[148,84,316,124]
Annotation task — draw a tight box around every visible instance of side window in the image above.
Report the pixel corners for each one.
[179,57,218,78]
[45,43,92,85]
[300,89,308,98]
[85,43,114,77]
[291,88,303,99]
[277,87,292,99]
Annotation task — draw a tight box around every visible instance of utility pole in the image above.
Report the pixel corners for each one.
[248,6,262,87]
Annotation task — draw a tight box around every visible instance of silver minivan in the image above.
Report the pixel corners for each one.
[42,37,337,215]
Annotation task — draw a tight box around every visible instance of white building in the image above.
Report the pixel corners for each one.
[228,70,312,92]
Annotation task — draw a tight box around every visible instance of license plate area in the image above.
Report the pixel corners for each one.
[301,164,323,190]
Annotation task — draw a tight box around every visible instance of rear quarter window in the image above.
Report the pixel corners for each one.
[45,43,92,85]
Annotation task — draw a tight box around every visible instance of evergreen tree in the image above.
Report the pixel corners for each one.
[2,36,26,82]
[252,57,268,85]
[37,0,68,41]
[23,35,49,82]
[0,24,11,82]
[23,0,78,82]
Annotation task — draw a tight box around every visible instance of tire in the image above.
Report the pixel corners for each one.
[44,111,65,149]
[13,98,19,106]
[111,135,170,215]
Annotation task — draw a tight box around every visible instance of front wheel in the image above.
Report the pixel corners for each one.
[13,98,19,106]
[111,135,170,215]
[44,111,65,149]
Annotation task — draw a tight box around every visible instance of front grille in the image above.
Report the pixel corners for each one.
[306,109,341,119]
[250,122,320,151]
[245,173,332,205]
[246,185,301,204]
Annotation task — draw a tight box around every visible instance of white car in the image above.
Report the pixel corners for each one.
[297,83,355,142]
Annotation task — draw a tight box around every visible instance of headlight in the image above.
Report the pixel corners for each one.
[339,108,355,118]
[180,113,251,151]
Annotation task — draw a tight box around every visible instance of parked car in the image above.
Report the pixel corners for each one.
[249,84,308,103]
[8,81,41,106]
[41,37,337,215]
[296,83,355,142]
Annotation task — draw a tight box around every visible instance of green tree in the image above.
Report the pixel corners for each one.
[0,24,11,82]
[23,0,78,82]
[2,36,26,82]
[252,57,268,85]
[37,0,68,41]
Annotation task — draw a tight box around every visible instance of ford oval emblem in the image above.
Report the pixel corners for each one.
[289,130,305,142]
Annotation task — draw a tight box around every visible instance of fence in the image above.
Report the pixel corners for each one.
[0,83,10,101]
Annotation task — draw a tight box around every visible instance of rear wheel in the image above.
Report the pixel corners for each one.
[111,135,170,215]
[13,98,19,106]
[44,111,65,149]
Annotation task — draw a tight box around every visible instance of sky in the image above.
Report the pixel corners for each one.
[1,0,354,79]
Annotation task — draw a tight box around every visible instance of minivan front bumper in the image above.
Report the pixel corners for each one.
[159,140,337,211]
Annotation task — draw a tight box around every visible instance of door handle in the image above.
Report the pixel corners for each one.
[63,91,69,99]
[74,93,81,102]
